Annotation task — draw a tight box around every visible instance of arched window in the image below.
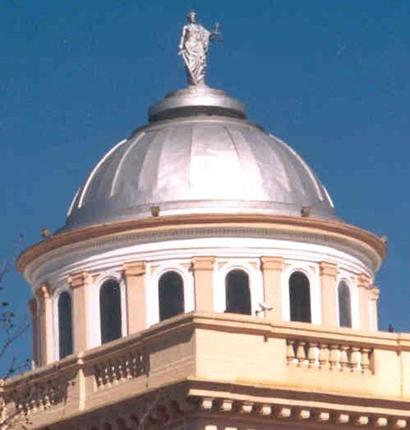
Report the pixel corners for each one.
[289,271,311,323]
[58,292,73,359]
[100,279,122,344]
[338,281,352,328]
[225,270,252,315]
[159,271,184,321]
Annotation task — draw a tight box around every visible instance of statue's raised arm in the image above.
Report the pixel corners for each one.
[178,11,221,86]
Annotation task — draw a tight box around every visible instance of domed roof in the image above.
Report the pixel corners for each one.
[63,87,335,231]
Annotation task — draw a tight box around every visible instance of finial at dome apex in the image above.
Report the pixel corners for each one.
[178,11,221,86]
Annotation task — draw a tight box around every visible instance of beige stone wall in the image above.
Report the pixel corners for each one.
[192,257,215,312]
[123,261,147,333]
[260,256,284,322]
[319,262,338,326]
[68,271,92,354]
[4,313,408,429]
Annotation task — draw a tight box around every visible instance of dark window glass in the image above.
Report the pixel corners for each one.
[289,271,311,323]
[338,281,352,328]
[159,272,184,321]
[58,292,73,359]
[100,279,122,344]
[225,270,252,315]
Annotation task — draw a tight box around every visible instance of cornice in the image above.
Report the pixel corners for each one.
[18,214,386,278]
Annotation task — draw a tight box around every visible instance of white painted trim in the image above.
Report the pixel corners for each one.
[52,284,73,361]
[88,271,126,348]
[110,135,145,197]
[335,273,359,329]
[147,262,194,327]
[282,263,321,324]
[215,259,264,317]
[27,233,376,288]
[78,139,127,208]
[67,188,80,217]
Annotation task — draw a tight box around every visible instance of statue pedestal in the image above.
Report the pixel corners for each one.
[148,85,246,122]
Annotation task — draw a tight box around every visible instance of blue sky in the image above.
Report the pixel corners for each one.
[1,1,409,369]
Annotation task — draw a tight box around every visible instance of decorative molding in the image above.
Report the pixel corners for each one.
[19,214,385,277]
[122,261,146,277]
[24,226,376,289]
[35,282,51,299]
[260,256,284,271]
[191,256,215,271]
[358,273,372,289]
[1,313,409,428]
[319,261,338,277]
[67,271,91,289]
[370,287,380,301]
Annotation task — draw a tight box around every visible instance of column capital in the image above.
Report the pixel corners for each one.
[319,262,338,277]
[357,273,372,289]
[191,256,215,271]
[36,282,51,299]
[68,271,91,289]
[369,286,380,301]
[123,261,146,277]
[260,256,284,271]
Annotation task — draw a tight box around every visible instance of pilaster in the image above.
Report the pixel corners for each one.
[192,257,215,312]
[35,283,53,365]
[369,286,380,331]
[123,261,147,334]
[68,272,91,353]
[357,273,372,330]
[260,257,284,321]
[319,262,338,326]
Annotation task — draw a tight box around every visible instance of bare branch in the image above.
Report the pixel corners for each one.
[0,320,30,366]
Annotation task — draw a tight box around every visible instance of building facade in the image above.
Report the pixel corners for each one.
[2,23,410,430]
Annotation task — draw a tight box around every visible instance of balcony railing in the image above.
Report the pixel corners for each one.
[1,312,408,428]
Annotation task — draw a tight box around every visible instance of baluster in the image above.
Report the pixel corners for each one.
[112,358,120,384]
[124,354,132,379]
[307,342,319,368]
[361,348,371,373]
[296,341,306,366]
[137,352,145,375]
[103,362,110,386]
[329,344,340,370]
[96,364,102,387]
[46,387,53,406]
[350,347,360,372]
[118,356,125,382]
[30,397,37,414]
[286,340,296,365]
[109,360,116,385]
[95,365,103,387]
[339,345,349,371]
[318,344,329,369]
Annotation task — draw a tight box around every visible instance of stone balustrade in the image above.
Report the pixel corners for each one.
[92,348,148,389]
[6,358,78,418]
[0,313,408,429]
[286,339,373,373]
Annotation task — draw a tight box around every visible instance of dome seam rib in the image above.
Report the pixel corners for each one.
[271,134,326,203]
[110,132,146,198]
[223,125,242,166]
[78,139,128,208]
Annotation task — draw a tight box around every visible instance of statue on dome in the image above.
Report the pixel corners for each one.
[178,11,221,86]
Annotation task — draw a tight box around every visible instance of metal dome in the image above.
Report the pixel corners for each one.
[63,86,335,231]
